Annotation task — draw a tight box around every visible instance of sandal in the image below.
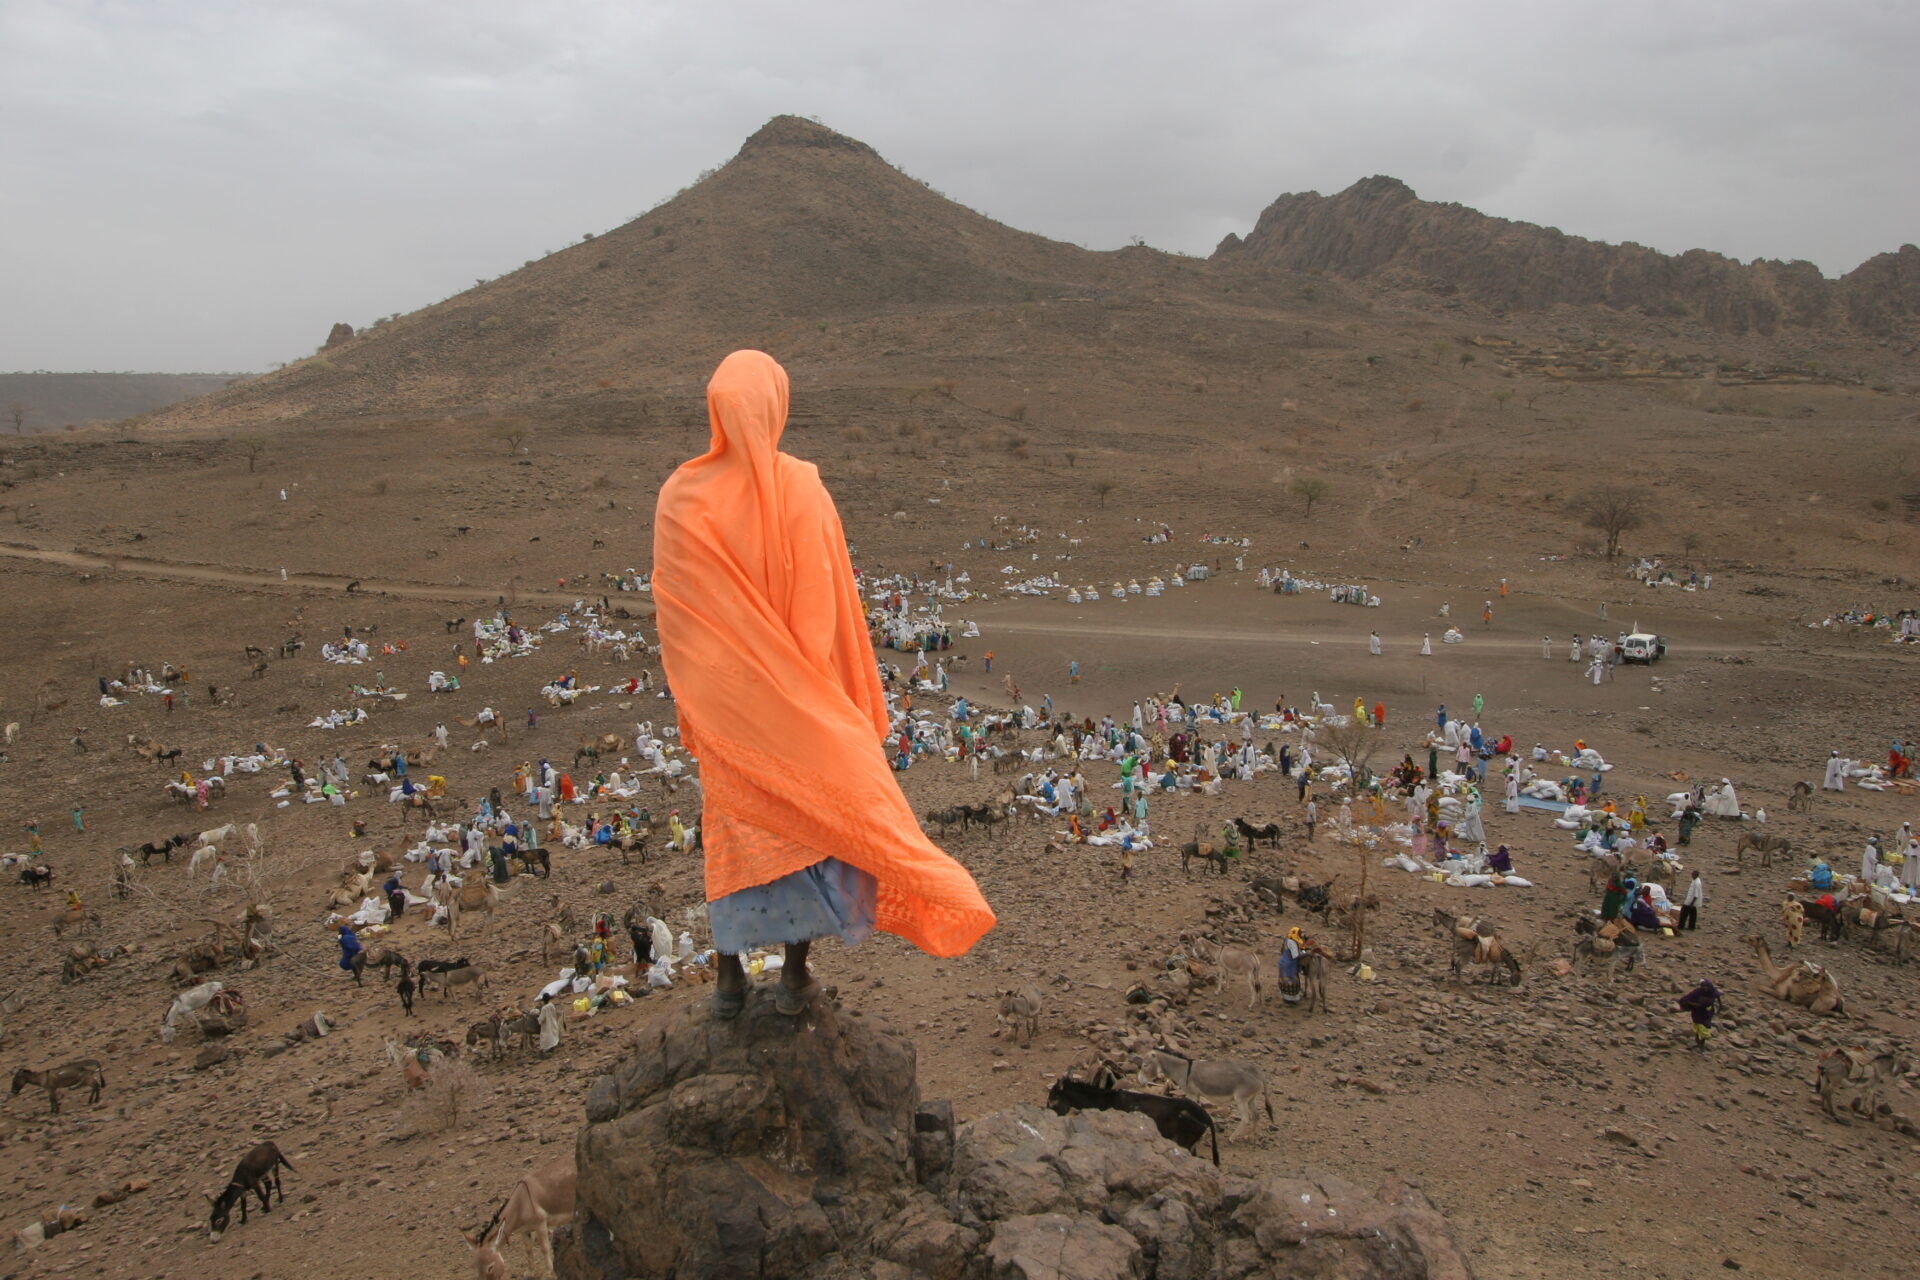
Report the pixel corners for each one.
[711,986,746,1020]
[773,980,820,1016]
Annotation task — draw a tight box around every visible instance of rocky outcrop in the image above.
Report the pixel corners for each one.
[1220,175,1917,338]
[556,988,1475,1280]
[324,322,355,349]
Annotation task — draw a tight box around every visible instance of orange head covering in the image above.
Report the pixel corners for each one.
[652,351,994,957]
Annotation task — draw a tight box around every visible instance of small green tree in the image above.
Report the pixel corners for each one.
[494,423,530,455]
[1491,390,1513,412]
[1293,476,1330,519]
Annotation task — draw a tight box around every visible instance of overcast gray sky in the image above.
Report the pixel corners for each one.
[3,0,1914,372]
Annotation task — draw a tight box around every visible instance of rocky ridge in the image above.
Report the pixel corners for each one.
[1220,175,1920,338]
[556,987,1475,1280]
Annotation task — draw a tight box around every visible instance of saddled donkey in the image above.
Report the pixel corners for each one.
[1137,1047,1273,1141]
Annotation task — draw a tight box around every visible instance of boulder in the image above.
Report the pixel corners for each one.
[324,322,355,349]
[559,988,920,1280]
[556,987,1475,1280]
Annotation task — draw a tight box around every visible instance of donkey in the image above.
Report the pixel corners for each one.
[10,1059,106,1114]
[208,1140,295,1240]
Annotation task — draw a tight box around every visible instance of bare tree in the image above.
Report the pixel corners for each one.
[1319,721,1380,789]
[494,423,530,455]
[1680,531,1702,565]
[6,403,27,434]
[236,437,265,473]
[1575,486,1647,560]
[1292,476,1330,520]
[1092,479,1116,507]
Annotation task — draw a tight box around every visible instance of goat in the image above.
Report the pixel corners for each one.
[207,1140,294,1240]
[10,1059,106,1114]
[1047,1075,1218,1165]
[19,863,53,890]
[397,962,416,1015]
[465,1158,576,1280]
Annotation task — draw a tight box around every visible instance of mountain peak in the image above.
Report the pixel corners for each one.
[739,114,878,159]
[1345,174,1418,202]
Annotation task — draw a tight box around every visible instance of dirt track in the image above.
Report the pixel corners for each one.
[0,540,641,611]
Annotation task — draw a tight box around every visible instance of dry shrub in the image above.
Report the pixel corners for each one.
[1004,434,1031,452]
[842,425,869,442]
[931,379,957,399]
[370,479,389,496]
[1008,402,1028,422]
[1010,444,1031,461]
[1405,399,1425,413]
[400,1059,479,1135]
[594,377,616,389]
[590,473,614,490]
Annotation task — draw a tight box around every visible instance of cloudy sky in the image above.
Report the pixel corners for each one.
[3,0,1913,372]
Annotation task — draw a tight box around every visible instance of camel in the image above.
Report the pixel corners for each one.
[1744,935,1845,1015]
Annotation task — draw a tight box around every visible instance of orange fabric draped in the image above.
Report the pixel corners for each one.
[651,351,994,958]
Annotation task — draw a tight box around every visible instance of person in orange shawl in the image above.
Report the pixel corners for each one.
[653,351,996,1018]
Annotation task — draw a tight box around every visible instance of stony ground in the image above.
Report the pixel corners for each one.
[1,508,1917,1280]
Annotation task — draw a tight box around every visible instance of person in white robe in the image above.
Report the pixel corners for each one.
[1902,839,1920,893]
[1420,633,1432,656]
[1541,636,1552,658]
[537,999,563,1052]
[1504,770,1521,814]
[1368,631,1382,655]
[1569,636,1581,663]
[1822,750,1846,792]
[1862,836,1881,886]
[1703,779,1740,818]
[1455,793,1486,844]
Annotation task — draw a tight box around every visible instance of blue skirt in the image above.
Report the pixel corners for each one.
[708,857,878,954]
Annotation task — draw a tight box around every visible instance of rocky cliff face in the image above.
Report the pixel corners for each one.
[1220,176,1919,338]
[556,987,1475,1280]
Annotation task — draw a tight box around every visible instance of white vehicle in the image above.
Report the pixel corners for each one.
[1621,633,1667,663]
